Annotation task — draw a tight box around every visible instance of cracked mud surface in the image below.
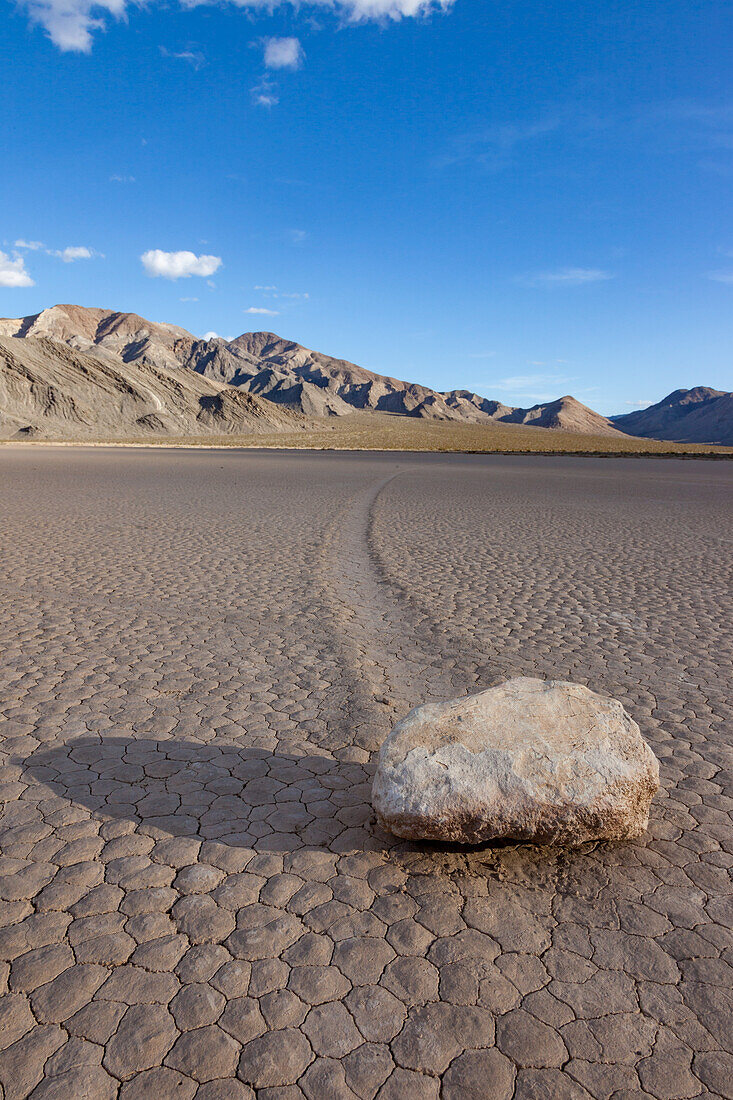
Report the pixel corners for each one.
[0,446,731,1100]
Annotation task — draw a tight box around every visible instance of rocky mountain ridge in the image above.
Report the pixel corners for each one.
[0,304,623,435]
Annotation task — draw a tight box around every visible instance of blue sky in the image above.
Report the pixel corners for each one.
[1,0,731,412]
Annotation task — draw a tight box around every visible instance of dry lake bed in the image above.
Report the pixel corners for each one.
[0,446,731,1100]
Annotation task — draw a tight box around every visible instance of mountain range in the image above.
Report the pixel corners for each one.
[0,304,730,443]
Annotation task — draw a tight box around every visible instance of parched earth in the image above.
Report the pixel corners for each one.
[0,446,731,1100]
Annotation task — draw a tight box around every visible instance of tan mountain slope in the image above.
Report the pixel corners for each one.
[0,336,303,439]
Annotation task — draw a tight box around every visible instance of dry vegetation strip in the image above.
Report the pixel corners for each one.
[2,414,732,455]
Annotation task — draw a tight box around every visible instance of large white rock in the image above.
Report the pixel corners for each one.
[372,677,659,845]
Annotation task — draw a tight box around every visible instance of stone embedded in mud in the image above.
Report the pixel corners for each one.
[372,677,659,845]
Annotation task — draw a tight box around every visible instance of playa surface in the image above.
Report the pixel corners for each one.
[1,446,731,1099]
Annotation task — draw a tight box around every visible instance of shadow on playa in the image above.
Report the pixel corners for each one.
[22,735,381,856]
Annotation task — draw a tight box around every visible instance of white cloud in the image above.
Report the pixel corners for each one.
[0,251,35,287]
[245,306,279,315]
[110,174,135,183]
[290,229,307,244]
[310,0,453,19]
[202,331,220,340]
[186,0,452,16]
[49,245,94,262]
[520,267,613,288]
[141,249,222,279]
[254,285,278,290]
[624,400,653,407]
[180,296,199,302]
[14,239,45,250]
[708,271,733,284]
[22,0,126,51]
[264,36,303,70]
[23,0,453,52]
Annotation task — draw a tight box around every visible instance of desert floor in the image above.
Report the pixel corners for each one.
[0,446,731,1100]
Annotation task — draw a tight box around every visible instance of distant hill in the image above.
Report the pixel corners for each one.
[500,395,621,435]
[0,334,302,439]
[613,387,733,446]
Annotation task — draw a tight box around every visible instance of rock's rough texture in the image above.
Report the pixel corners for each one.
[372,678,659,844]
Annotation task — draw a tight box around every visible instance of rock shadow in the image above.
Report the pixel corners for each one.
[21,735,380,855]
[20,736,558,865]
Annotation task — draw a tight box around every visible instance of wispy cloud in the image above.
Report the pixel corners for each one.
[110,174,135,183]
[490,372,575,392]
[708,270,733,284]
[264,37,303,70]
[251,79,279,108]
[437,116,563,171]
[252,285,309,300]
[160,45,205,69]
[22,0,454,53]
[643,100,733,152]
[290,229,308,244]
[14,239,44,251]
[0,250,35,287]
[518,267,613,288]
[244,306,279,315]
[141,249,222,279]
[439,98,733,177]
[624,400,653,407]
[511,393,558,403]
